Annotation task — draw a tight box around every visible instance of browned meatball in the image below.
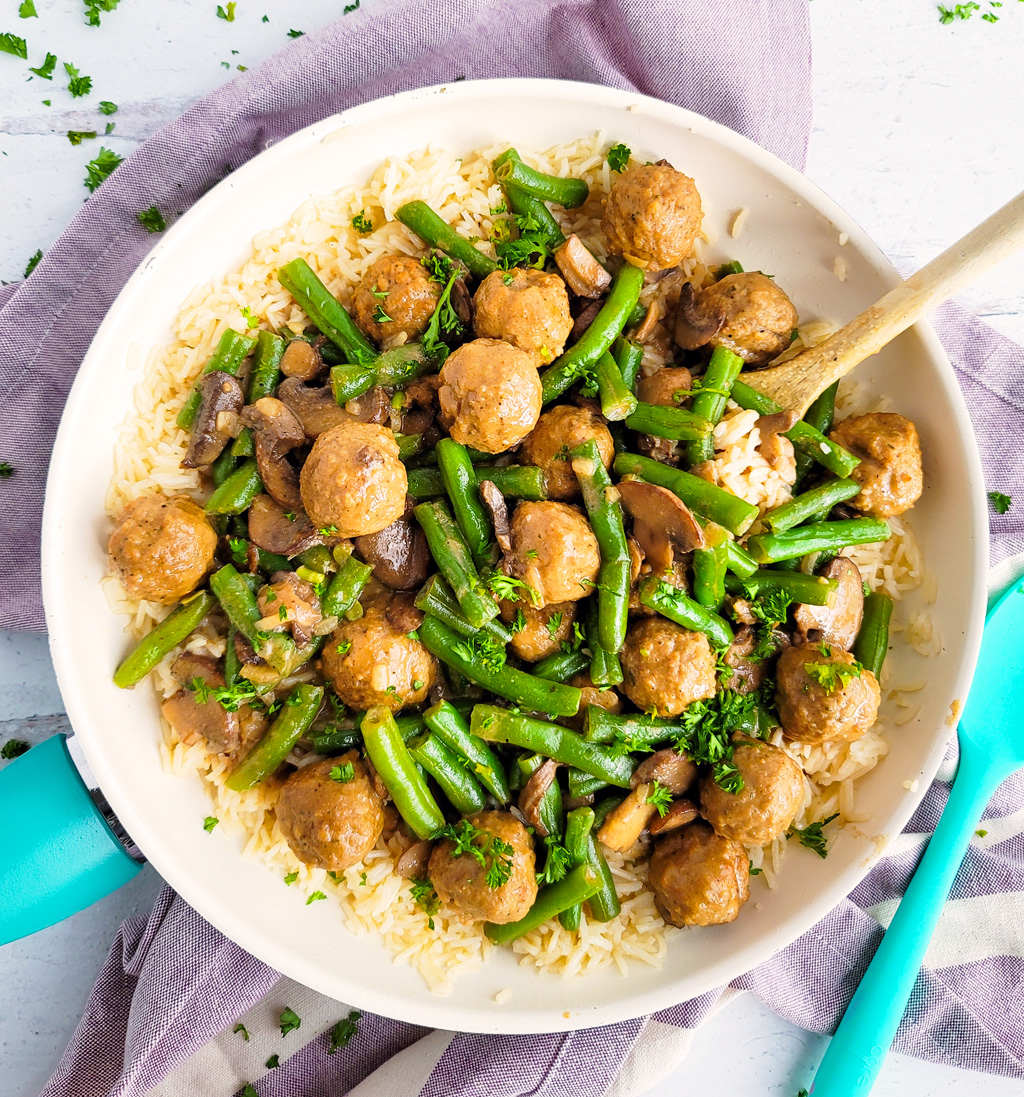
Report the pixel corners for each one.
[277,754,384,871]
[428,810,537,924]
[635,366,692,407]
[109,492,217,604]
[620,617,717,716]
[775,644,881,745]
[438,338,542,454]
[499,598,578,662]
[351,255,441,347]
[519,406,614,501]
[504,501,600,606]
[322,605,436,712]
[700,741,804,845]
[473,268,572,365]
[602,162,703,272]
[299,422,407,537]
[829,413,923,517]
[683,272,798,366]
[648,822,750,926]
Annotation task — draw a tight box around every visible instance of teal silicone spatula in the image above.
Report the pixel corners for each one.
[808,576,1024,1097]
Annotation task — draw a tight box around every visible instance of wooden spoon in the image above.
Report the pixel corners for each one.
[741,187,1024,416]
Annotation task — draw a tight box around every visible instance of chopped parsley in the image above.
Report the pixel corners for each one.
[1,739,30,760]
[343,0,360,11]
[545,611,564,639]
[67,130,96,145]
[233,1022,249,1040]
[420,253,464,364]
[305,890,326,905]
[748,861,762,876]
[265,1054,280,1069]
[137,206,167,233]
[99,99,118,114]
[328,1009,361,1053]
[0,461,14,479]
[409,877,439,916]
[335,639,352,655]
[492,207,560,271]
[240,1086,259,1097]
[359,871,367,885]
[988,490,1012,514]
[19,1,37,16]
[188,676,263,713]
[485,571,539,606]
[84,0,122,26]
[24,249,42,277]
[0,33,28,58]
[84,147,123,192]
[319,524,339,536]
[535,839,571,886]
[510,608,527,634]
[788,813,839,858]
[284,871,298,885]
[287,28,304,37]
[804,646,863,694]
[203,816,219,832]
[279,1007,301,1036]
[435,819,514,889]
[451,631,507,673]
[351,209,373,233]
[645,782,673,818]
[976,829,988,838]
[372,304,394,324]
[607,142,631,172]
[938,2,983,22]
[329,762,355,783]
[216,2,236,21]
[29,51,56,78]
[742,587,794,662]
[64,61,92,97]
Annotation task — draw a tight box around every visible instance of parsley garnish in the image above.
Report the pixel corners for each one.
[545,612,564,639]
[351,209,373,233]
[607,142,630,172]
[19,1,37,16]
[216,2,236,21]
[64,61,92,97]
[240,1086,259,1097]
[988,490,1012,514]
[328,1009,361,1053]
[24,250,42,277]
[435,820,514,889]
[420,253,464,364]
[409,877,439,916]
[319,524,339,536]
[67,130,96,145]
[451,631,507,673]
[492,208,560,271]
[188,676,263,713]
[329,762,355,783]
[99,99,118,114]
[0,32,28,58]
[788,813,839,858]
[524,548,539,560]
[485,571,539,606]
[1,739,29,759]
[265,1054,280,1069]
[749,861,762,876]
[233,1022,249,1040]
[660,689,765,793]
[372,304,394,324]
[279,1007,301,1036]
[84,147,123,192]
[510,608,527,634]
[29,51,56,78]
[83,0,121,27]
[203,816,219,832]
[335,639,352,655]
[535,839,571,886]
[284,871,298,885]
[804,646,863,694]
[741,587,794,662]
[226,535,248,567]
[645,782,673,818]
[306,890,326,905]
[287,27,304,37]
[137,206,167,233]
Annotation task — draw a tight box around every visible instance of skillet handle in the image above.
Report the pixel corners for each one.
[0,735,141,945]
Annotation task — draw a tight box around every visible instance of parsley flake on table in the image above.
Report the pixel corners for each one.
[0,33,28,58]
[788,812,840,858]
[240,1086,260,1097]
[261,14,269,22]
[328,1009,361,1053]
[29,51,56,78]
[216,2,236,21]
[343,0,360,12]
[105,121,115,134]
[1,739,30,759]
[287,28,304,38]
[329,762,355,783]
[19,1,38,18]
[232,1022,249,1040]
[305,890,326,905]
[24,249,42,277]
[64,61,92,97]
[203,816,219,832]
[84,147,123,192]
[99,99,118,114]
[279,1006,301,1035]
[84,0,122,27]
[137,205,167,234]
[988,490,1012,514]
[976,828,988,838]
[265,1054,280,1069]
[67,130,96,145]
[607,142,631,172]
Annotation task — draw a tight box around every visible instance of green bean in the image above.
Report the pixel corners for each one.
[413,501,498,629]
[414,574,513,644]
[592,795,624,829]
[423,700,510,803]
[730,380,861,479]
[637,577,734,648]
[406,467,444,499]
[853,590,893,678]
[745,518,891,564]
[623,402,713,442]
[209,563,295,674]
[494,157,589,209]
[330,364,376,405]
[277,258,377,367]
[582,832,620,921]
[297,544,335,575]
[685,345,744,465]
[763,478,861,533]
[471,705,633,787]
[408,732,487,815]
[226,684,323,790]
[793,381,839,488]
[582,598,622,688]
[310,726,361,754]
[223,626,242,687]
[485,865,600,945]
[361,706,445,840]
[234,330,286,457]
[594,351,638,422]
[407,464,548,502]
[727,569,838,606]
[723,538,758,579]
[395,200,498,280]
[321,556,373,619]
[494,152,567,242]
[541,264,645,403]
[559,807,595,929]
[394,432,423,462]
[176,328,258,430]
[437,438,495,567]
[256,547,292,574]
[583,706,681,746]
[571,439,630,654]
[532,648,590,683]
[612,336,644,393]
[518,753,564,840]
[716,260,744,278]
[626,302,647,328]
[210,446,239,487]
[613,452,759,536]
[692,542,728,609]
[205,458,263,515]
[568,768,609,798]
[420,618,581,718]
[113,592,216,688]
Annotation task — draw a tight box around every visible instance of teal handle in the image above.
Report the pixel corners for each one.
[0,735,141,945]
[810,745,999,1096]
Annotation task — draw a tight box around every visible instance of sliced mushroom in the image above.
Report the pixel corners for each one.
[794,557,865,651]
[354,501,431,591]
[241,397,305,510]
[171,651,223,688]
[233,632,260,666]
[277,377,353,439]
[554,234,612,298]
[571,298,604,341]
[396,839,434,879]
[631,299,662,344]
[722,624,767,694]
[450,275,473,327]
[519,759,560,837]
[385,592,425,635]
[673,280,725,351]
[344,385,390,425]
[757,412,798,476]
[164,654,239,754]
[279,338,324,382]
[631,749,698,795]
[616,479,705,573]
[257,571,322,646]
[247,493,320,556]
[181,371,245,469]
[478,480,511,554]
[596,783,658,853]
[648,797,699,835]
[756,410,799,436]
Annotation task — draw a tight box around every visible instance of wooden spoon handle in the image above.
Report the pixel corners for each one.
[744,186,1024,414]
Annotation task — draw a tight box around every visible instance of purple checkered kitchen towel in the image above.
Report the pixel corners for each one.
[1,0,1022,1094]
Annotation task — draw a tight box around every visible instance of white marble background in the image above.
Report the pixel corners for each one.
[2,1,1023,1095]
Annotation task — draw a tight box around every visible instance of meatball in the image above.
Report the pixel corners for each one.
[519,405,614,501]
[473,268,572,365]
[277,754,384,872]
[322,605,436,712]
[648,822,750,926]
[499,597,578,662]
[601,162,703,272]
[700,741,804,845]
[428,810,537,924]
[351,255,441,347]
[684,272,798,366]
[108,492,217,605]
[775,644,881,745]
[299,422,407,537]
[829,412,923,517]
[620,617,717,716]
[635,366,692,407]
[504,501,600,606]
[438,338,542,454]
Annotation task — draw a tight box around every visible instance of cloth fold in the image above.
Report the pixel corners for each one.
[4,0,1023,1094]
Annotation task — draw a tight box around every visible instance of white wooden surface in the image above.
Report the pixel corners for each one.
[2,2,1023,1095]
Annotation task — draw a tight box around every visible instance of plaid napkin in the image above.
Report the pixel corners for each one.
[3,0,1022,1093]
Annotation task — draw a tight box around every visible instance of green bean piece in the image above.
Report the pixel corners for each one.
[532,648,591,683]
[297,544,335,576]
[594,351,638,422]
[612,336,644,393]
[277,258,377,367]
[395,200,498,280]
[474,465,549,501]
[793,381,839,488]
[209,563,295,673]
[582,597,622,687]
[518,754,565,841]
[568,767,610,798]
[684,345,744,465]
[205,458,263,516]
[727,569,839,606]
[494,157,589,209]
[582,832,620,921]
[571,439,630,654]
[394,432,423,462]
[423,699,511,803]
[592,794,624,829]
[494,152,567,243]
[559,807,595,930]
[310,726,361,754]
[762,477,862,533]
[716,260,744,278]
[692,542,728,610]
[613,452,759,536]
[471,705,633,787]
[413,501,499,629]
[485,865,600,945]
[730,380,861,479]
[113,592,216,688]
[408,732,488,816]
[225,684,323,790]
[745,518,891,565]
[623,402,713,442]
[583,705,681,746]
[330,364,376,405]
[723,538,759,579]
[541,264,645,404]
[234,330,286,457]
[360,706,445,840]
[637,577,734,649]
[406,467,444,499]
[224,626,241,687]
[853,590,893,678]
[414,574,513,643]
[321,556,373,619]
[256,547,292,574]
[420,618,581,718]
[176,328,258,430]
[626,302,646,328]
[210,446,239,487]
[437,438,495,568]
